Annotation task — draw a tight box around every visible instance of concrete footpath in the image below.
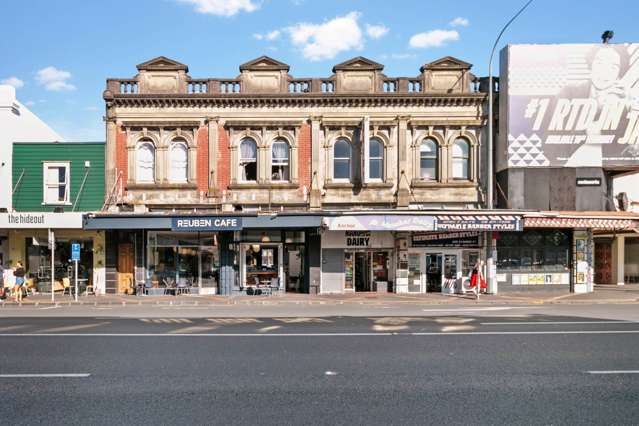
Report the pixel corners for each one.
[2,284,638,308]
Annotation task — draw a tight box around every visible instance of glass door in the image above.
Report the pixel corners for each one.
[426,253,442,292]
[442,254,458,293]
[407,253,423,293]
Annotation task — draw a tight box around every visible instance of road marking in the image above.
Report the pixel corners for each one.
[325,371,338,376]
[586,370,639,374]
[39,306,60,310]
[38,322,110,333]
[481,321,638,325]
[422,307,532,312]
[0,325,29,332]
[258,325,282,332]
[2,330,639,337]
[0,373,90,378]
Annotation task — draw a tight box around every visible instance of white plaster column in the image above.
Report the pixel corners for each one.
[612,235,626,285]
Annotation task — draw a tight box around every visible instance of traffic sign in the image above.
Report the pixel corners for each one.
[71,243,80,261]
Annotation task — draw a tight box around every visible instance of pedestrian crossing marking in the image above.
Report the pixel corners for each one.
[139,319,193,324]
[206,318,262,324]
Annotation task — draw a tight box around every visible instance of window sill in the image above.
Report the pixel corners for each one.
[42,202,72,206]
[411,179,475,188]
[324,182,354,189]
[362,181,394,189]
[228,182,298,189]
[127,182,198,190]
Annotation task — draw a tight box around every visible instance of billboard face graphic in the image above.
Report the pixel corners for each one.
[502,44,639,168]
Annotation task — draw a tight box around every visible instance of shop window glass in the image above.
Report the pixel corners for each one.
[333,138,352,181]
[420,138,438,180]
[452,138,470,180]
[43,162,70,204]
[240,138,257,182]
[497,230,571,272]
[169,139,188,183]
[136,140,155,183]
[271,139,290,181]
[369,138,384,180]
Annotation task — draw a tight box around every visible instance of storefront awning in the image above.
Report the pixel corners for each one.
[83,214,323,231]
[0,212,83,229]
[324,214,522,232]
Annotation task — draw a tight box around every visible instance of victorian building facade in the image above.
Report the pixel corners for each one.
[89,54,504,296]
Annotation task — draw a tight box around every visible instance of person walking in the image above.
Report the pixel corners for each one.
[13,261,26,303]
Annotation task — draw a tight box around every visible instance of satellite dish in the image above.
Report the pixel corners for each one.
[616,192,629,211]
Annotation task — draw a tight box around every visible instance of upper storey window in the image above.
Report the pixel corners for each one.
[240,138,258,182]
[271,139,290,181]
[420,138,438,180]
[136,140,155,183]
[169,139,188,183]
[368,138,384,180]
[452,138,470,180]
[333,138,352,181]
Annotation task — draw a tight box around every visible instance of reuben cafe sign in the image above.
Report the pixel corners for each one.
[0,213,84,229]
[171,217,242,232]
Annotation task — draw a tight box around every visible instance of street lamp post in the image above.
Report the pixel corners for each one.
[486,0,533,294]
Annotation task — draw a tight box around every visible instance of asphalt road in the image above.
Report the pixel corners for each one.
[1,315,639,425]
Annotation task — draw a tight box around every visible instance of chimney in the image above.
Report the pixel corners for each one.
[0,84,20,114]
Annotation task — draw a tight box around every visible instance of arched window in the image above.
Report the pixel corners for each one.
[452,138,470,180]
[420,138,438,180]
[333,138,352,181]
[169,139,188,182]
[239,138,258,182]
[271,139,290,181]
[369,138,384,180]
[136,140,155,183]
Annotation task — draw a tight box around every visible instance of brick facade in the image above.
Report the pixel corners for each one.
[196,126,208,194]
[217,124,230,191]
[116,126,128,190]
[298,122,311,192]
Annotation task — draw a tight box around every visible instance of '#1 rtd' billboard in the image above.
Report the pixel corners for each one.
[499,43,639,170]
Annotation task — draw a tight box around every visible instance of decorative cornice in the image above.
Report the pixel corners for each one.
[108,93,486,108]
[120,120,202,128]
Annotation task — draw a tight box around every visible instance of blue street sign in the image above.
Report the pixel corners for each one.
[71,243,80,261]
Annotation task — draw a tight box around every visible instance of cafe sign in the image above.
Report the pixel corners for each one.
[171,216,243,232]
[0,212,83,229]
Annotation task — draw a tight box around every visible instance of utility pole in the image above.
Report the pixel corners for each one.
[486,0,534,294]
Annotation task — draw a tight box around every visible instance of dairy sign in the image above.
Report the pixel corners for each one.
[501,44,639,169]
[0,212,84,229]
[171,217,242,231]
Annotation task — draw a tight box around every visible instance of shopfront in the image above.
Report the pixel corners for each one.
[1,212,105,294]
[407,232,481,294]
[84,213,322,295]
[321,230,395,293]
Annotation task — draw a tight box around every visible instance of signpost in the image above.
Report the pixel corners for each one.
[71,243,80,302]
[48,229,55,303]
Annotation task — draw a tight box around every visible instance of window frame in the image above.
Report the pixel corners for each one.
[419,138,439,181]
[42,161,71,205]
[169,139,189,183]
[333,138,352,182]
[271,139,290,182]
[451,138,471,180]
[239,138,258,183]
[136,140,156,183]
[368,137,384,181]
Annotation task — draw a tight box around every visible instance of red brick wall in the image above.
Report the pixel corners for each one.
[217,125,230,191]
[115,126,128,190]
[298,122,311,191]
[196,126,209,194]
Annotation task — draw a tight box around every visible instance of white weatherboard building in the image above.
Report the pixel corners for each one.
[0,84,63,264]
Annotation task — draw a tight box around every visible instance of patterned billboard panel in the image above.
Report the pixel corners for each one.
[502,44,639,168]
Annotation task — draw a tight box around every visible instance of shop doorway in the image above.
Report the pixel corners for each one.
[117,243,134,294]
[407,250,480,293]
[354,252,371,291]
[426,253,443,292]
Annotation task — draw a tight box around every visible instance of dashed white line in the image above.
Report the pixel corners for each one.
[0,373,90,378]
[586,370,639,375]
[481,321,638,325]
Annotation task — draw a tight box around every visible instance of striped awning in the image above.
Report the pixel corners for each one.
[524,216,639,230]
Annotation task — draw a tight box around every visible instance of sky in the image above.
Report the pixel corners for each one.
[1,0,638,141]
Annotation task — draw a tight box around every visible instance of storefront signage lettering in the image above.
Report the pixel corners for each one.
[412,231,480,247]
[0,212,83,229]
[326,215,435,231]
[345,231,371,247]
[576,177,601,187]
[434,216,522,232]
[171,217,243,231]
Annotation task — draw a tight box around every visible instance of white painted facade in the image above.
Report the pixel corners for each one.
[0,85,63,212]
